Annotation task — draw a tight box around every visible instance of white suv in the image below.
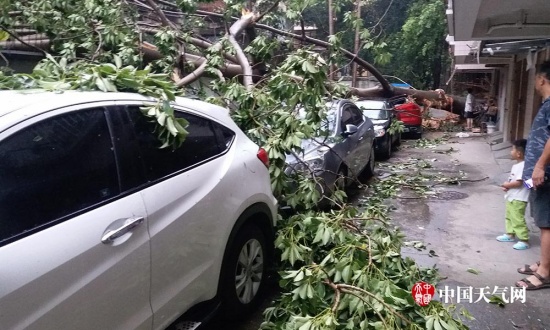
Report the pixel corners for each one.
[0,90,278,330]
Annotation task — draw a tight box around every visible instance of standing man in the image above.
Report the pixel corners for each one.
[516,60,550,290]
[464,88,475,130]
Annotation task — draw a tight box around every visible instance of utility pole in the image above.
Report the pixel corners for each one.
[351,0,362,87]
[328,0,336,80]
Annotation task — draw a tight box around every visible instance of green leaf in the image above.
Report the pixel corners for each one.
[489,295,506,307]
[165,117,178,136]
[467,267,481,275]
[434,320,443,330]
[157,112,167,126]
[95,77,108,92]
[426,316,435,330]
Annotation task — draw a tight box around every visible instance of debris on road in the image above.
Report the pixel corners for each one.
[423,108,461,130]
[467,267,481,275]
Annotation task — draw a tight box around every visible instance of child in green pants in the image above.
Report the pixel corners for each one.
[497,139,530,250]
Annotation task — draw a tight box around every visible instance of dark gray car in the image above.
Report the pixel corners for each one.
[285,100,376,199]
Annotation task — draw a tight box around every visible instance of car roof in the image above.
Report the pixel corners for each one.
[355,98,387,103]
[0,90,233,131]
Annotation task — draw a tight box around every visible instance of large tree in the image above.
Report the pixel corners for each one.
[0,1,467,329]
[383,0,450,89]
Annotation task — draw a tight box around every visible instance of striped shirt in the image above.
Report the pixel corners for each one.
[523,97,550,180]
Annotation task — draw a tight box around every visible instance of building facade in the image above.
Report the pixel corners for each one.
[446,0,550,142]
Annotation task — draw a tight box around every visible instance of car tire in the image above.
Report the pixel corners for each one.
[359,146,375,183]
[334,166,348,192]
[393,133,402,149]
[219,224,268,320]
[379,136,392,160]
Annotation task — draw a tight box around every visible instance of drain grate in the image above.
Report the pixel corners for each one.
[430,190,469,201]
[175,321,201,330]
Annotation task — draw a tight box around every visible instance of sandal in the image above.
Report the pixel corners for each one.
[517,261,540,275]
[516,273,550,291]
[513,241,530,250]
[496,234,515,242]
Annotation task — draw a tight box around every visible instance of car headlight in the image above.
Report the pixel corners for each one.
[374,125,386,137]
[291,157,324,173]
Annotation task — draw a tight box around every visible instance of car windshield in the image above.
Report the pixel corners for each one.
[298,107,337,136]
[357,100,389,120]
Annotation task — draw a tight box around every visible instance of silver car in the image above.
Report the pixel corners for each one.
[285,100,376,198]
[0,90,278,330]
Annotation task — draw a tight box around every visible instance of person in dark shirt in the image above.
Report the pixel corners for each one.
[516,60,550,290]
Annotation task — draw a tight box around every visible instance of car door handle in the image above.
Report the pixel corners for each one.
[101,217,145,244]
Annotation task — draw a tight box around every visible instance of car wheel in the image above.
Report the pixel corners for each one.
[334,166,347,192]
[219,224,267,320]
[393,133,402,148]
[359,146,375,183]
[379,136,392,160]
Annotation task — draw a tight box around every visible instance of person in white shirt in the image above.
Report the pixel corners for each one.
[464,88,475,130]
[497,139,531,250]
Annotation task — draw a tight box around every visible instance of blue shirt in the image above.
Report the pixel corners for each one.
[523,97,550,179]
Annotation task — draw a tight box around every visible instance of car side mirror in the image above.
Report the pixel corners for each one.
[343,124,358,137]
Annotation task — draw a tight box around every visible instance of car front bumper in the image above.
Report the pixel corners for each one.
[403,125,422,134]
[374,136,389,152]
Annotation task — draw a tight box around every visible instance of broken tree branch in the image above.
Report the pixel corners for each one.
[190,10,444,100]
[252,22,393,94]
[0,25,48,55]
[176,60,208,86]
[254,0,281,23]
[175,11,257,87]
[143,0,177,29]
[0,52,9,66]
[228,13,256,91]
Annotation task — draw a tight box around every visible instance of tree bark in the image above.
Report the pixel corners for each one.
[352,0,362,88]
[176,12,256,86]
[328,0,336,80]
[432,37,443,90]
[228,15,255,91]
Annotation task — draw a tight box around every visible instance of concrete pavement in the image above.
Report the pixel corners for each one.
[393,132,549,330]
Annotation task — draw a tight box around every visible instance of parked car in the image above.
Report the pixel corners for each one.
[395,98,423,139]
[356,99,401,160]
[0,90,278,330]
[285,100,376,201]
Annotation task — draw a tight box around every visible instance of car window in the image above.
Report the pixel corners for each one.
[341,107,355,130]
[219,124,236,148]
[349,106,364,125]
[356,100,386,110]
[389,97,407,107]
[362,109,389,120]
[0,109,119,244]
[125,106,226,182]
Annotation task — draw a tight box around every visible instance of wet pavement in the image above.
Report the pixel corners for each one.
[205,132,550,330]
[381,132,550,330]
